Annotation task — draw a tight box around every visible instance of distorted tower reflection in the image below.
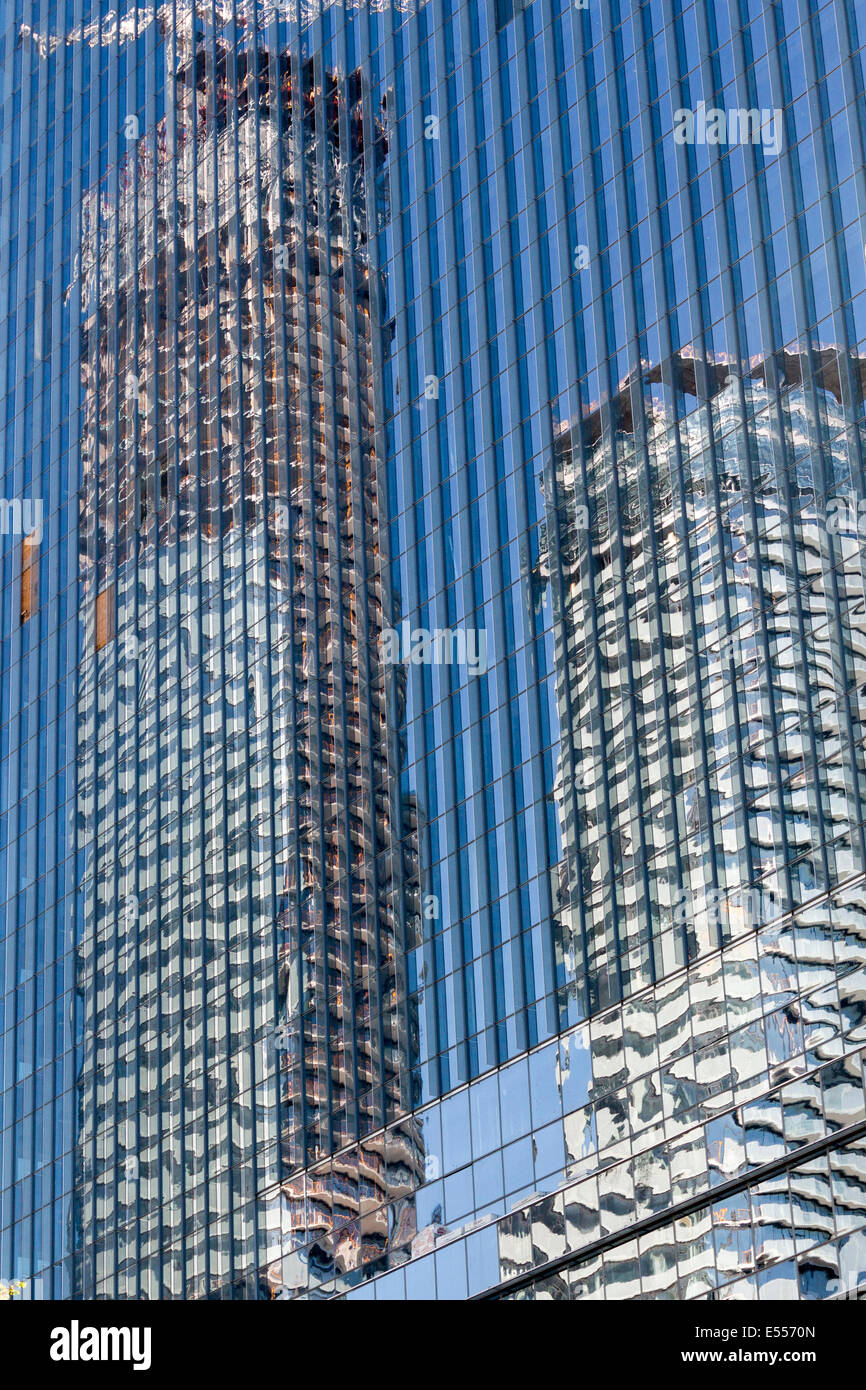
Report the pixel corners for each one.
[72,11,422,1299]
[540,347,866,1021]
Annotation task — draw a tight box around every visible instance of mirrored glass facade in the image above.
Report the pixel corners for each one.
[1,0,866,1303]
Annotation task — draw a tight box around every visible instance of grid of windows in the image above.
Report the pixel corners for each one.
[1,0,865,1303]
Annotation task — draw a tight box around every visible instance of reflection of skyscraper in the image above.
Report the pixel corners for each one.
[541,348,866,1019]
[71,11,421,1299]
[494,347,866,1300]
